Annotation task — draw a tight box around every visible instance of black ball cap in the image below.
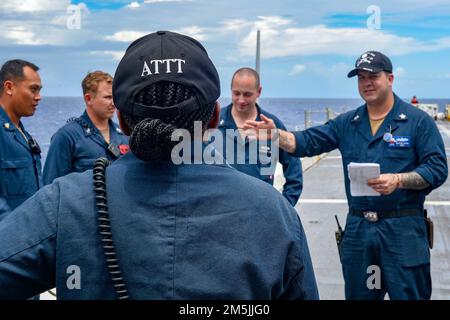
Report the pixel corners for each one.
[347,51,393,78]
[113,31,220,118]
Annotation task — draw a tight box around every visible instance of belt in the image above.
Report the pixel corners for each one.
[349,208,423,222]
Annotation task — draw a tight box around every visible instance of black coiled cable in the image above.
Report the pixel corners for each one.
[93,158,130,300]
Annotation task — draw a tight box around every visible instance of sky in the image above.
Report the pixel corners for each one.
[1,0,450,98]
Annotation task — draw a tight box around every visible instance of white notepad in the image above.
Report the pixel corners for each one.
[347,162,381,196]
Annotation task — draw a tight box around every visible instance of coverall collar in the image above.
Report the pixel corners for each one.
[0,105,31,151]
[0,106,17,131]
[219,103,263,130]
[80,110,114,149]
[81,110,123,137]
[351,93,406,143]
[80,110,100,136]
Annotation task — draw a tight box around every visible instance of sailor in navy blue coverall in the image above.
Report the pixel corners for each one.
[0,60,43,214]
[43,71,128,184]
[0,31,318,300]
[0,147,319,299]
[43,110,128,184]
[219,68,302,206]
[245,51,448,300]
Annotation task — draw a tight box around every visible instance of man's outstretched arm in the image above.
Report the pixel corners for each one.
[244,114,297,153]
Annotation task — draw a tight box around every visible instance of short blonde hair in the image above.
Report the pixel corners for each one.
[81,70,113,96]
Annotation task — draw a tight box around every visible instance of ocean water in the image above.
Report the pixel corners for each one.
[22,96,450,162]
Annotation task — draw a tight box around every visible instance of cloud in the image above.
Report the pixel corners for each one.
[221,19,252,33]
[126,2,141,9]
[229,16,450,59]
[0,0,448,98]
[3,27,46,45]
[105,30,148,42]
[0,22,82,46]
[289,64,306,76]
[0,3,91,47]
[91,50,125,61]
[105,26,205,42]
[0,0,70,13]
[254,15,291,30]
[307,62,353,79]
[433,37,450,48]
[144,0,192,3]
[173,26,206,41]
[220,16,290,37]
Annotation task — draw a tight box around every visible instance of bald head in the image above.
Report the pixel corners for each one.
[231,67,260,89]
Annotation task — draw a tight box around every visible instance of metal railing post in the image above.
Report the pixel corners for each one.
[326,107,334,121]
[304,110,311,129]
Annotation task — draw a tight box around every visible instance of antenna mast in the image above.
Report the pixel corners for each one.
[255,29,261,76]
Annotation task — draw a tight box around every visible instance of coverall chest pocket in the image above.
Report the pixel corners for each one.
[0,158,33,197]
[384,148,415,159]
[383,147,416,176]
[77,158,96,171]
[341,148,360,161]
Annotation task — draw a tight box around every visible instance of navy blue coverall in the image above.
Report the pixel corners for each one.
[291,94,448,299]
[43,111,128,184]
[0,146,318,299]
[0,107,42,212]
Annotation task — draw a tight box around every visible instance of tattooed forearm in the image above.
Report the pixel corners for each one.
[398,172,430,190]
[278,130,297,154]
